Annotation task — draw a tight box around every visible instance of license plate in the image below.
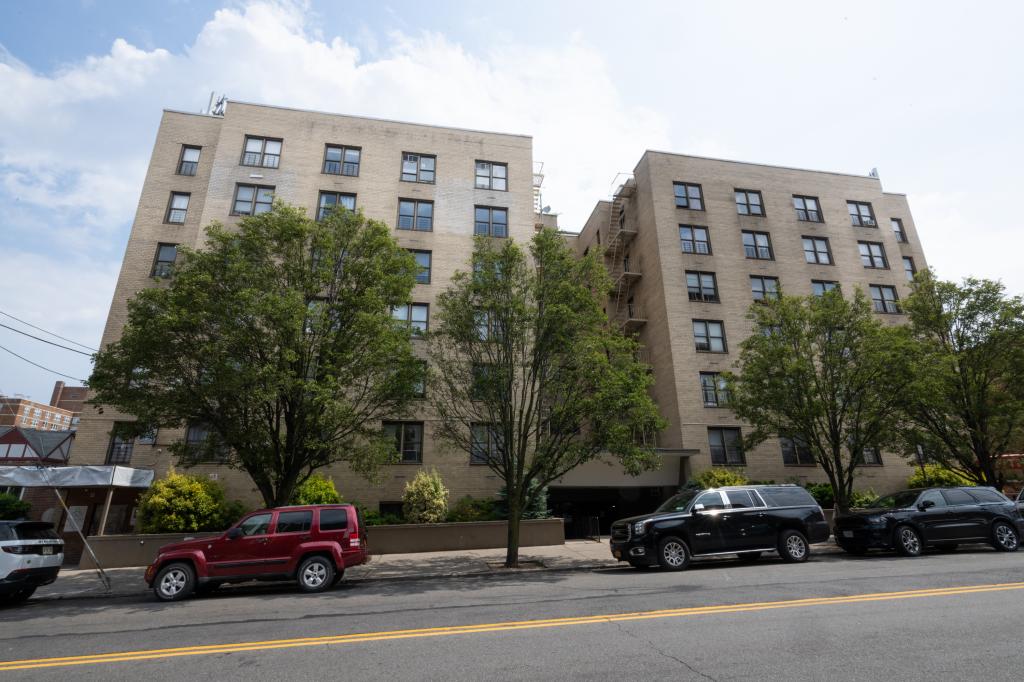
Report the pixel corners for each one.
[41,546,53,555]
[842,531,854,538]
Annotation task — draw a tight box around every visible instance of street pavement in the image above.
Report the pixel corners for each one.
[2,544,1023,680]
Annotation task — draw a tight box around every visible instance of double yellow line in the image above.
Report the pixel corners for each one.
[3,581,1022,671]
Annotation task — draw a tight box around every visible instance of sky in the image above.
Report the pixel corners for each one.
[1,0,1022,402]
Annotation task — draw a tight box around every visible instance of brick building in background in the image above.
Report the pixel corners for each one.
[0,394,75,432]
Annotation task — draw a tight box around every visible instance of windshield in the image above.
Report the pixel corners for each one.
[865,490,920,509]
[656,490,699,513]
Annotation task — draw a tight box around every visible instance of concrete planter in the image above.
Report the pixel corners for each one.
[78,519,565,569]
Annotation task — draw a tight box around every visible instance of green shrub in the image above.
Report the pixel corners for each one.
[447,496,502,522]
[804,482,835,508]
[360,509,405,526]
[402,469,449,524]
[907,464,972,489]
[137,472,245,533]
[0,493,31,520]
[849,489,878,508]
[290,473,342,505]
[495,482,551,519]
[693,467,749,489]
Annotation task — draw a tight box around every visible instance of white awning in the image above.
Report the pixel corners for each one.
[0,465,155,489]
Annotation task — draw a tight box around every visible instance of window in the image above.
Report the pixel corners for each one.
[185,421,227,462]
[679,225,711,254]
[392,303,429,335]
[137,428,157,445]
[693,320,726,353]
[812,280,839,296]
[918,490,946,508]
[412,250,431,284]
[165,193,190,224]
[941,489,974,506]
[177,146,200,176]
[869,285,901,314]
[475,161,507,191]
[233,184,274,215]
[686,271,719,303]
[903,256,916,282]
[700,372,729,407]
[241,136,281,168]
[859,447,883,466]
[471,363,495,400]
[750,276,780,302]
[847,201,876,227]
[759,486,817,507]
[793,195,822,222]
[780,435,815,466]
[151,243,177,277]
[708,427,744,465]
[968,488,1007,504]
[323,145,360,176]
[858,241,889,269]
[319,508,348,531]
[398,200,433,231]
[383,421,423,463]
[106,424,134,465]
[891,218,907,243]
[474,206,508,237]
[802,236,832,265]
[673,182,704,210]
[471,423,500,465]
[741,231,773,260]
[275,510,312,533]
[693,491,727,511]
[317,191,356,220]
[735,189,765,216]
[239,513,272,536]
[726,490,757,508]
[412,361,427,399]
[401,152,435,183]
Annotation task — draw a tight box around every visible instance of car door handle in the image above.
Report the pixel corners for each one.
[257,538,270,544]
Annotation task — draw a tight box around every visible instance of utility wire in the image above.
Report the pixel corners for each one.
[0,309,98,352]
[0,322,94,356]
[0,343,88,382]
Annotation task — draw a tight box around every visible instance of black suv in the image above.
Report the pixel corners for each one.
[610,485,830,571]
[834,487,1024,556]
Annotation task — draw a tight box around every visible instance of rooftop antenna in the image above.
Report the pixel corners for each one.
[869,167,880,179]
[204,92,228,117]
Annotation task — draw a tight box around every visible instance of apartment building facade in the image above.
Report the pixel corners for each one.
[554,151,927,520]
[0,395,75,432]
[72,101,536,510]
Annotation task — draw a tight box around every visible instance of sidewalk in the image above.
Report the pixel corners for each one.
[34,539,843,602]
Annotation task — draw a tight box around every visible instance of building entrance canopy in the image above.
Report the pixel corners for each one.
[0,465,154,489]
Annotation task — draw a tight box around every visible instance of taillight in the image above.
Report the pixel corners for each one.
[2,546,29,554]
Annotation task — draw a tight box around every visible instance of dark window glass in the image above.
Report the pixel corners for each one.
[750,276,780,302]
[869,285,901,314]
[891,218,908,243]
[317,192,356,220]
[475,161,507,191]
[859,447,883,466]
[802,237,832,265]
[106,423,134,465]
[470,423,500,465]
[12,524,59,540]
[475,206,508,237]
[693,320,726,353]
[735,189,765,216]
[391,303,429,335]
[679,225,711,254]
[233,184,274,215]
[686,271,719,302]
[241,136,282,168]
[942,489,975,506]
[780,436,815,466]
[966,488,1006,504]
[742,231,773,260]
[859,241,889,269]
[847,201,876,227]
[708,427,744,465]
[324,145,361,176]
[673,182,704,210]
[758,487,817,507]
[319,508,348,531]
[700,372,729,407]
[239,513,272,536]
[903,257,916,282]
[152,244,178,278]
[276,510,313,533]
[793,195,822,222]
[398,200,433,231]
[811,280,839,296]
[401,152,435,183]
[726,490,756,508]
[694,491,727,510]
[918,490,946,508]
[412,250,431,284]
[177,146,200,176]
[383,421,423,463]
[166,192,190,224]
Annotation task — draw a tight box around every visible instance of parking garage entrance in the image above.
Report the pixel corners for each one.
[549,486,677,539]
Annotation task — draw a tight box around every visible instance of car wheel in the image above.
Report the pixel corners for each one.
[894,525,923,557]
[736,552,762,563]
[991,521,1020,552]
[656,537,691,571]
[154,562,196,602]
[297,556,335,592]
[778,530,809,562]
[1,587,36,605]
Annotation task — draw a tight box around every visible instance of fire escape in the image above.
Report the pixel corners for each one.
[606,176,644,334]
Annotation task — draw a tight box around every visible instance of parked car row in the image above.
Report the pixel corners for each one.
[0,521,65,605]
[610,485,1024,571]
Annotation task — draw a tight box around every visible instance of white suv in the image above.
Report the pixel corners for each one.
[0,521,64,605]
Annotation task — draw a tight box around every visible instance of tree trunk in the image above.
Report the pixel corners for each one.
[505,497,521,568]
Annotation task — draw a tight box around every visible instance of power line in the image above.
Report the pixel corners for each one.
[0,343,88,383]
[0,322,94,356]
[0,309,98,352]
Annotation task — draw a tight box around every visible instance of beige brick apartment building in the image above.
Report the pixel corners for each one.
[552,152,927,522]
[73,101,930,528]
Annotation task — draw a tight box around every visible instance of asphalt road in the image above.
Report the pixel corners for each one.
[2,546,1023,680]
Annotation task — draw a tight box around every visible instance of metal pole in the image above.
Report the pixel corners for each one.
[97,487,114,537]
[51,486,110,591]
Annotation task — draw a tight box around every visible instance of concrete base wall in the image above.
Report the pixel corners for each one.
[78,519,565,568]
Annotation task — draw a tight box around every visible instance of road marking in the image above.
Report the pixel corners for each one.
[2,581,1023,671]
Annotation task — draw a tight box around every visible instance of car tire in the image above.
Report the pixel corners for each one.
[894,525,923,557]
[778,530,809,562]
[736,552,762,563]
[331,568,346,586]
[656,536,691,571]
[297,556,335,592]
[0,587,36,606]
[991,521,1020,552]
[154,562,196,602]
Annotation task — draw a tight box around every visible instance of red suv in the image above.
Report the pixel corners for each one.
[144,504,367,601]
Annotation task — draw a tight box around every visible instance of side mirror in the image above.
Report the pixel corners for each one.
[917,500,935,511]
[692,504,705,514]
[226,527,242,540]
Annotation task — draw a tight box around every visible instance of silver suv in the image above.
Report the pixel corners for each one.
[0,521,64,605]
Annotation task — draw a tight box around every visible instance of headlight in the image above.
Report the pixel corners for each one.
[865,516,887,527]
[632,521,648,536]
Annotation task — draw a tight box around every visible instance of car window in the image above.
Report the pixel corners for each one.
[0,526,14,542]
[275,510,313,534]
[694,491,726,511]
[871,491,919,509]
[917,490,946,508]
[319,508,348,532]
[758,487,816,508]
[941,489,975,506]
[14,524,59,540]
[967,488,1007,504]
[656,490,699,512]
[725,490,755,508]
[238,513,272,536]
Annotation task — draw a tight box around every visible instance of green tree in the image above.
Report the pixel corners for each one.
[724,289,916,513]
[136,472,245,533]
[693,467,748,489]
[0,493,31,520]
[429,230,665,567]
[89,203,422,506]
[290,472,342,505]
[402,469,450,523]
[906,464,973,489]
[900,272,1024,489]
